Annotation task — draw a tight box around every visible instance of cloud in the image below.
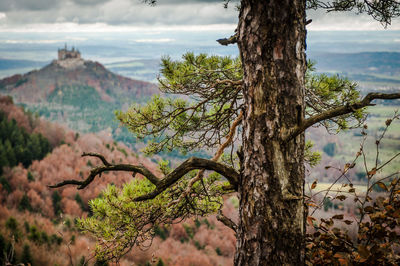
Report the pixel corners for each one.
[2,39,64,44]
[0,22,236,33]
[71,0,111,6]
[0,0,238,27]
[0,0,398,31]
[0,0,62,11]
[307,9,400,31]
[134,38,175,43]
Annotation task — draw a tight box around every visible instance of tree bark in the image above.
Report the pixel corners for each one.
[235,0,307,265]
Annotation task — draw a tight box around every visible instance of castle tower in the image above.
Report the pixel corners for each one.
[58,44,81,61]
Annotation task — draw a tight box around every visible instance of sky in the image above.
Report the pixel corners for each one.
[0,0,399,32]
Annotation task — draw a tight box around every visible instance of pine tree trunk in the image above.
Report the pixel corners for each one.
[235,0,307,265]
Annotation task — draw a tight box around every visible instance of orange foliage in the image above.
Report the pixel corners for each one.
[0,97,239,265]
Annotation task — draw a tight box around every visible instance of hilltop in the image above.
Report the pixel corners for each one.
[0,47,158,145]
[0,46,157,104]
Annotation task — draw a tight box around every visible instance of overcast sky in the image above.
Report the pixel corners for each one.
[0,0,399,32]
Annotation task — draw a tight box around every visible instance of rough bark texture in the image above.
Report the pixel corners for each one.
[235,0,307,265]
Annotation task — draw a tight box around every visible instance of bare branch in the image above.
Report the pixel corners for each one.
[284,92,400,141]
[82,152,111,166]
[216,210,237,233]
[49,153,160,189]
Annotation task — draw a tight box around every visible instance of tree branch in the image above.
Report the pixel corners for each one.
[82,152,111,166]
[284,92,400,141]
[134,157,239,201]
[216,209,237,233]
[49,154,239,201]
[170,111,243,205]
[217,33,237,46]
[49,152,160,189]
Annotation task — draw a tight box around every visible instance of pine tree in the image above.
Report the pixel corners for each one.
[18,194,33,212]
[52,0,400,264]
[20,244,33,265]
[0,142,9,174]
[4,140,16,167]
[52,191,62,216]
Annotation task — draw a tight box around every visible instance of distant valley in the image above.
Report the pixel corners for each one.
[2,51,400,85]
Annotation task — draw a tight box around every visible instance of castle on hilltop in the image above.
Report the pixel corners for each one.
[58,44,81,60]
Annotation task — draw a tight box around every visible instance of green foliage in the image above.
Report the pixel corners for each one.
[48,85,103,110]
[306,0,400,26]
[94,258,109,266]
[202,218,211,229]
[50,234,63,245]
[64,218,71,229]
[116,53,243,155]
[15,77,27,87]
[194,240,204,250]
[116,146,128,157]
[157,159,171,175]
[20,244,33,265]
[5,217,18,232]
[215,247,222,256]
[52,191,62,216]
[70,235,76,244]
[40,231,49,244]
[6,217,20,242]
[194,219,201,228]
[183,224,194,239]
[116,55,364,157]
[304,141,322,167]
[156,258,165,266]
[18,194,33,212]
[78,178,222,261]
[306,60,366,132]
[27,171,35,182]
[27,225,40,243]
[154,225,169,240]
[0,176,12,193]
[75,193,88,212]
[0,111,52,173]
[24,221,30,234]
[78,256,89,266]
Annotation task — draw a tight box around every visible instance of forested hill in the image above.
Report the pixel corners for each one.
[0,96,64,175]
[0,96,236,266]
[0,110,51,174]
[0,55,158,142]
[0,58,157,104]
